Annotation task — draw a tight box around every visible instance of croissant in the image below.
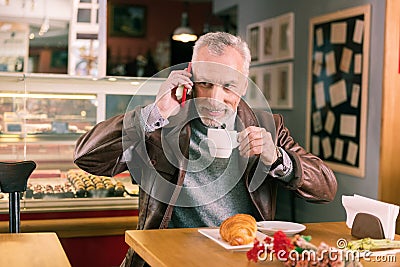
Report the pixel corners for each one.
[219,214,257,246]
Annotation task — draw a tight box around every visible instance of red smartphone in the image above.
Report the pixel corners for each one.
[180,62,192,107]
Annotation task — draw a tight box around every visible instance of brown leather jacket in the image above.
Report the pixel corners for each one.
[74,100,337,267]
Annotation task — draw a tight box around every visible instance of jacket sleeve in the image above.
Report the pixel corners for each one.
[274,114,338,203]
[74,107,143,177]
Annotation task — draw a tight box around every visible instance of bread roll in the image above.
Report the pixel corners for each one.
[219,214,257,246]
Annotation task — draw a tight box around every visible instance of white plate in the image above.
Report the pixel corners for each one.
[256,221,306,236]
[198,228,267,250]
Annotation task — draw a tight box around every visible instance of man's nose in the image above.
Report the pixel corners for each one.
[209,84,225,102]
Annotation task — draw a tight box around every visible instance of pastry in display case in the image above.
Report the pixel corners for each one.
[0,168,139,213]
[23,169,138,200]
[66,169,126,198]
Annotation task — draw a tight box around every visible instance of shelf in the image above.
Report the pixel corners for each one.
[0,196,138,213]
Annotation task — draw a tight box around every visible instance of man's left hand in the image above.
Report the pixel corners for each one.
[237,126,278,165]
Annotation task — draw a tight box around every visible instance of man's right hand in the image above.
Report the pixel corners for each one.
[156,69,193,119]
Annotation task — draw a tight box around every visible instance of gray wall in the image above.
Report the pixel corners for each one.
[214,0,386,223]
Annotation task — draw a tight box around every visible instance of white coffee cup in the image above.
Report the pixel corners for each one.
[207,128,239,158]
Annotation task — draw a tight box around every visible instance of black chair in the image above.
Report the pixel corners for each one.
[0,161,36,233]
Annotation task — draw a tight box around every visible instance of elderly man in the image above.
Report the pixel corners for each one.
[74,32,337,267]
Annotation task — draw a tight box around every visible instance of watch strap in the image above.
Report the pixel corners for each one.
[270,146,283,170]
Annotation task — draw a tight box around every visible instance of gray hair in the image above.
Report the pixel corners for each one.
[192,32,251,76]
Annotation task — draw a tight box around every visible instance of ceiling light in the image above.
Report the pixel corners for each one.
[39,17,49,36]
[172,12,197,43]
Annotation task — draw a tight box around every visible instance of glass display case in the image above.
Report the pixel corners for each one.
[0,73,161,213]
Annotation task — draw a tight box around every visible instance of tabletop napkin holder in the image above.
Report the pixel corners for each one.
[342,194,399,240]
[351,212,385,239]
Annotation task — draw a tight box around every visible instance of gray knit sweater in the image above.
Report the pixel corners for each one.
[169,119,259,228]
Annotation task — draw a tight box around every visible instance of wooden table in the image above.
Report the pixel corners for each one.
[0,232,71,267]
[125,222,400,267]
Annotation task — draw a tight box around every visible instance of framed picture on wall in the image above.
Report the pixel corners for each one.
[247,67,269,109]
[261,66,273,103]
[305,4,371,177]
[247,23,260,62]
[51,50,68,69]
[247,67,260,105]
[248,63,293,110]
[248,12,294,64]
[249,68,258,86]
[110,4,146,37]
[274,62,293,109]
[276,12,294,61]
[259,18,277,63]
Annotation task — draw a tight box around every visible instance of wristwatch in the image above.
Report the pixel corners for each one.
[270,146,283,170]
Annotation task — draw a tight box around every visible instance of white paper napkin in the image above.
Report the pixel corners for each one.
[342,194,399,239]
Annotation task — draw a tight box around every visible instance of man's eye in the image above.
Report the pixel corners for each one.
[197,82,213,88]
[223,83,237,90]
